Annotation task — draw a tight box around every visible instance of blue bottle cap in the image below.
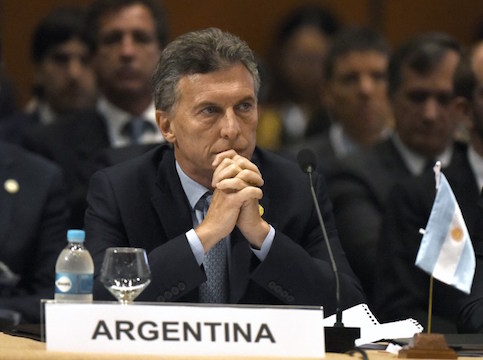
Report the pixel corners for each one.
[67,229,85,242]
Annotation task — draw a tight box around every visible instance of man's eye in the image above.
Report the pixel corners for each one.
[371,71,387,82]
[100,32,122,46]
[237,102,252,111]
[51,54,70,65]
[436,93,453,106]
[202,106,218,114]
[339,74,358,85]
[407,91,429,103]
[133,31,155,44]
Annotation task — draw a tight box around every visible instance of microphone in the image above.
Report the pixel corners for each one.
[297,149,360,353]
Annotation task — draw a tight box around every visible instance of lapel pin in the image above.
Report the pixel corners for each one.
[259,204,264,216]
[4,179,19,194]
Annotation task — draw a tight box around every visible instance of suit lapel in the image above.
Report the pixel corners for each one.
[150,149,193,239]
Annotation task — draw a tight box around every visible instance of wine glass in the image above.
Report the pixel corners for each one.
[100,247,151,304]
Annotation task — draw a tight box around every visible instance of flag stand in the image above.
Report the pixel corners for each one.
[398,275,457,359]
[398,161,476,358]
[427,275,434,334]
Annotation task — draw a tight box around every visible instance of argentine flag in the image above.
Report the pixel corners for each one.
[415,163,476,294]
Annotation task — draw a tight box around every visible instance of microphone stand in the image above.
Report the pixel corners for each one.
[305,163,360,353]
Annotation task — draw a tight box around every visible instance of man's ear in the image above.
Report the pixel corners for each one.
[156,110,176,143]
[453,96,474,131]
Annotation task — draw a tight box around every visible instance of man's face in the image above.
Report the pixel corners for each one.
[157,64,258,186]
[325,50,391,141]
[94,4,161,100]
[37,38,97,114]
[391,51,460,158]
[281,25,331,101]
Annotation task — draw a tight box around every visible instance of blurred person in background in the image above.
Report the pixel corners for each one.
[378,41,483,333]
[0,38,69,328]
[24,0,169,228]
[292,26,393,175]
[0,75,17,121]
[328,33,462,305]
[257,4,340,151]
[0,6,97,145]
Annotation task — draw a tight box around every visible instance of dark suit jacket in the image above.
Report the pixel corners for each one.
[286,131,337,178]
[23,110,158,228]
[375,143,479,333]
[0,142,69,323]
[326,137,415,299]
[0,111,40,146]
[84,145,365,315]
[458,191,483,333]
[23,110,109,229]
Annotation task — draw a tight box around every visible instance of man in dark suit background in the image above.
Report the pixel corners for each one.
[85,28,364,313]
[377,40,483,333]
[327,33,462,301]
[0,6,97,146]
[0,39,69,327]
[454,41,483,334]
[24,0,168,228]
[292,26,393,174]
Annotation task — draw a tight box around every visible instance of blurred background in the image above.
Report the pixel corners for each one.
[1,0,483,109]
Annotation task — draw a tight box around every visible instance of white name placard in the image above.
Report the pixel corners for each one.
[44,302,325,358]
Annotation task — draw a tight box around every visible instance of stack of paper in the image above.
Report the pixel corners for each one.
[323,303,423,346]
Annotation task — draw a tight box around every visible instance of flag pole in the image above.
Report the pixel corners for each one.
[426,162,440,336]
[427,275,434,334]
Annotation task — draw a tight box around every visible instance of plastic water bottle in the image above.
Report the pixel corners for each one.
[54,230,94,302]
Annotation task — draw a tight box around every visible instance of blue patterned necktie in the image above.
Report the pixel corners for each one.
[195,192,228,303]
[121,117,155,144]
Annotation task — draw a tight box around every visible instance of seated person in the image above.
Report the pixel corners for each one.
[375,43,483,332]
[0,36,69,328]
[0,6,97,145]
[85,28,364,313]
[327,33,462,302]
[0,142,69,326]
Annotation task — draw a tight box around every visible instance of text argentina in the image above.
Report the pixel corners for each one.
[92,320,276,343]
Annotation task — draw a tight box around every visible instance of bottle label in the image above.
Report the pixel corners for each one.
[55,273,93,295]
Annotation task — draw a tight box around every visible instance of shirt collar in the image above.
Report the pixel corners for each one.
[175,162,210,210]
[96,96,159,147]
[37,102,57,125]
[392,133,453,175]
[329,123,392,158]
[329,123,359,158]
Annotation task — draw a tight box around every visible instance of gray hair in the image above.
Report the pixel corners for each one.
[152,27,260,112]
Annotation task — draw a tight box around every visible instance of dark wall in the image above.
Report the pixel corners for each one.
[1,0,483,106]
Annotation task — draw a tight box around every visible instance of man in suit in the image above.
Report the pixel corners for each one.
[0,39,69,326]
[85,28,365,313]
[293,26,393,174]
[24,0,168,228]
[0,142,69,326]
[0,6,97,145]
[456,42,483,334]
[377,41,483,333]
[327,33,462,301]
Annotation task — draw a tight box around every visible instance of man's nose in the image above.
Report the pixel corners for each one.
[120,35,136,58]
[220,110,240,139]
[359,75,375,96]
[422,97,440,121]
[67,59,84,79]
